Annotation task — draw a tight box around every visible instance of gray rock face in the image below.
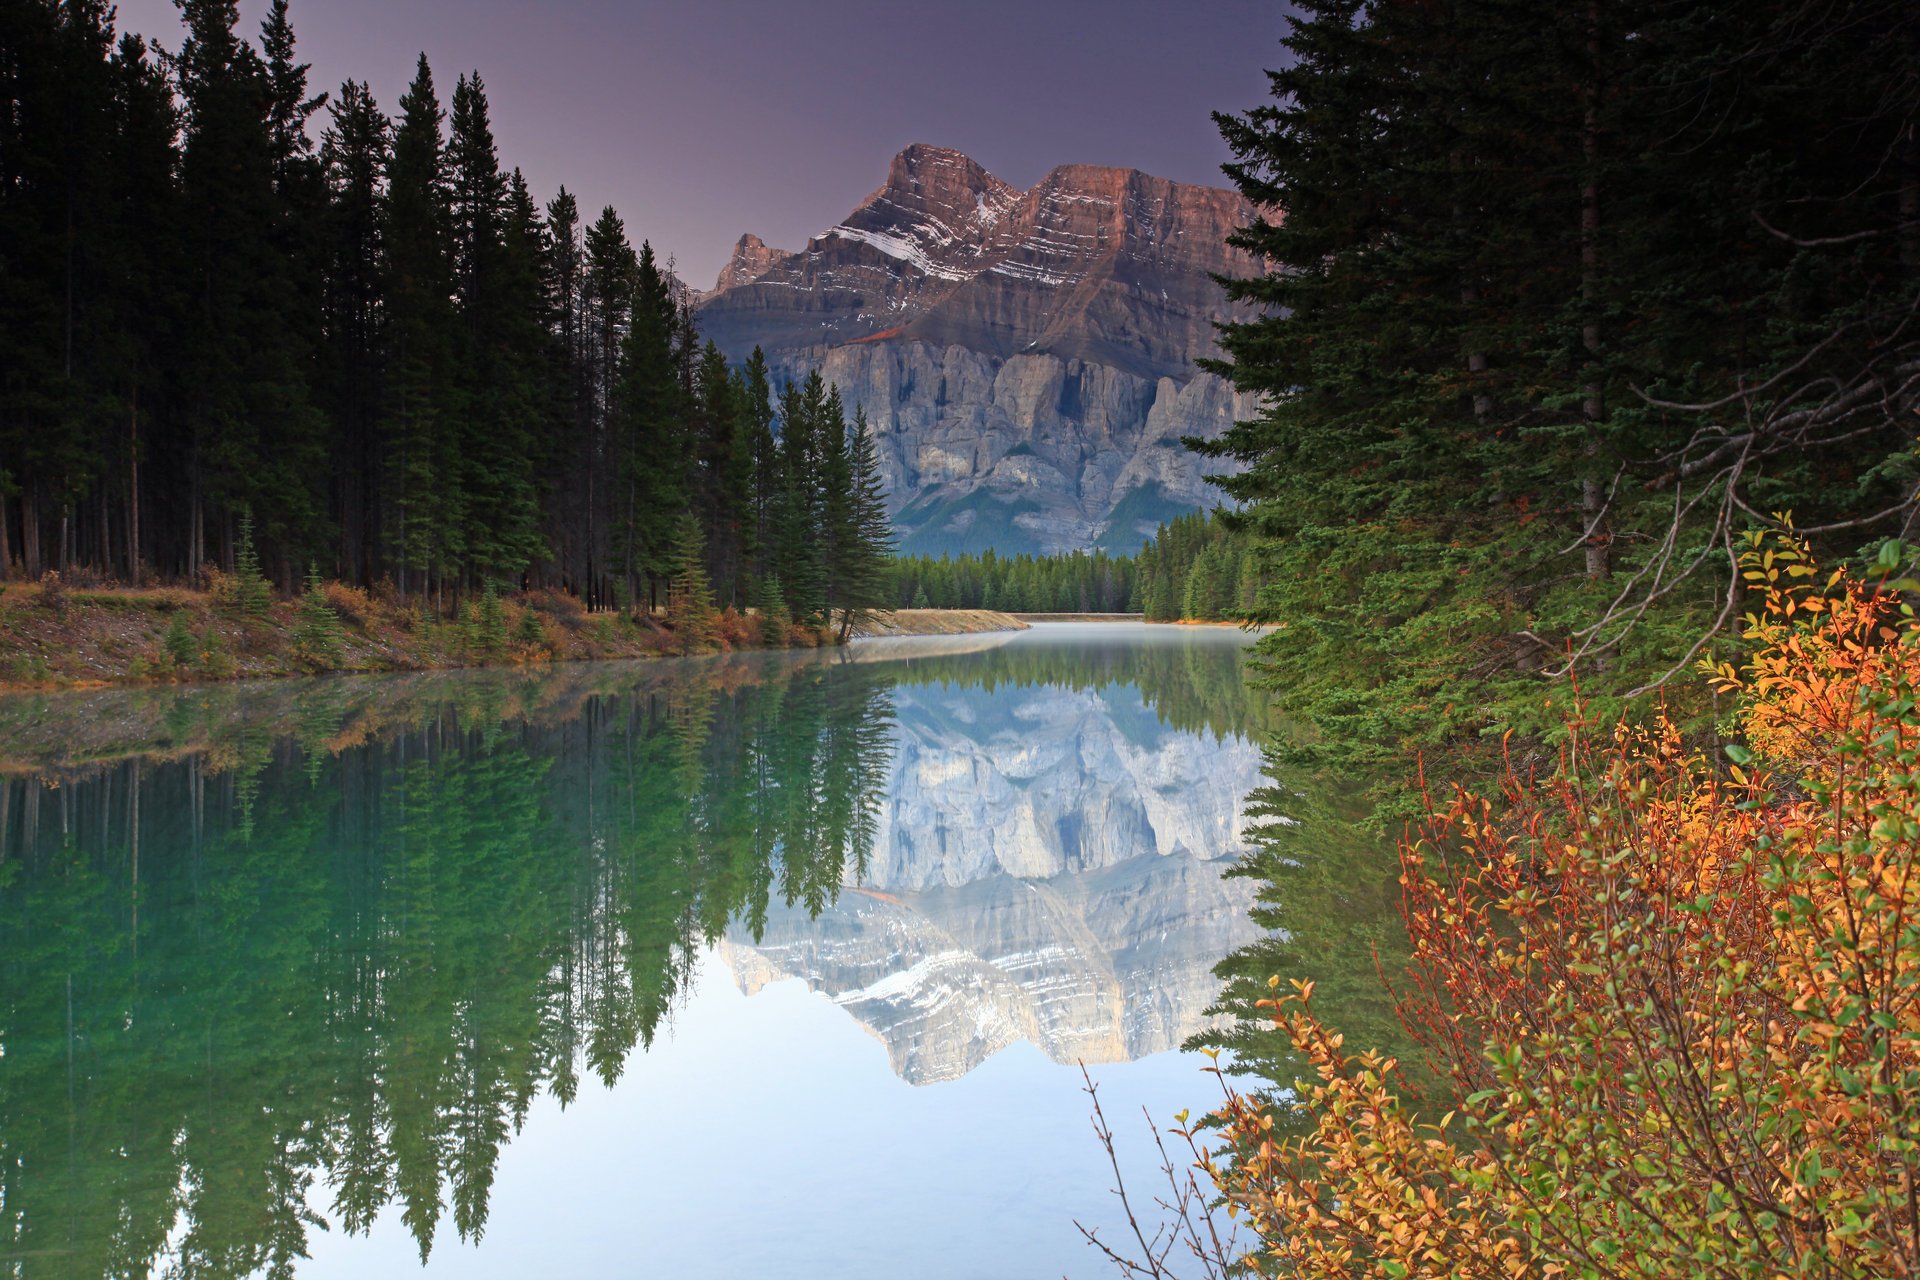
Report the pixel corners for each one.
[695,144,1261,554]
[719,678,1264,1085]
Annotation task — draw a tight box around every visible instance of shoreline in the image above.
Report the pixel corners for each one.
[0,584,1041,692]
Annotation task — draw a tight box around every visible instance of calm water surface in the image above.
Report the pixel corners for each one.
[0,623,1272,1279]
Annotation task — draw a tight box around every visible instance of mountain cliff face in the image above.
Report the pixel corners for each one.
[719,677,1264,1084]
[695,144,1260,554]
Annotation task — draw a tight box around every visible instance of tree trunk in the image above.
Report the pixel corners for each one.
[127,395,140,586]
[1580,1,1610,581]
[21,487,41,579]
[0,490,12,581]
[189,461,203,583]
[96,490,110,581]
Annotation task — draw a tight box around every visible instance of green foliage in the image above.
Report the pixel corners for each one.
[757,573,789,645]
[232,510,273,618]
[198,624,235,678]
[292,565,343,666]
[665,514,716,653]
[1132,510,1257,623]
[464,583,508,660]
[829,406,895,641]
[163,609,199,667]
[514,601,544,647]
[3,0,1057,643]
[1206,0,1920,781]
[890,547,1138,613]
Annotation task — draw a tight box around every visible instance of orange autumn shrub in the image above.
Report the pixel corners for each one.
[1212,532,1920,1278]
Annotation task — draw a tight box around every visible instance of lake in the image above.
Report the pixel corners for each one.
[0,623,1273,1279]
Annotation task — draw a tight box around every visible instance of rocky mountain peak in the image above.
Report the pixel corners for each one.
[693,144,1260,555]
[709,232,786,295]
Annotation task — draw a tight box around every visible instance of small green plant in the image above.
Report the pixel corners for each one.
[293,565,343,667]
[232,510,272,617]
[758,574,789,646]
[163,609,198,667]
[462,584,508,661]
[199,625,235,679]
[514,601,545,647]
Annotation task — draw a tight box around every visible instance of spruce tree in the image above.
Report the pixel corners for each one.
[757,573,789,646]
[834,406,895,641]
[233,509,272,616]
[293,563,343,665]
[319,80,390,584]
[382,54,455,603]
[665,512,716,653]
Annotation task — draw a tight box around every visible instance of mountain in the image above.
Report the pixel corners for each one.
[695,144,1261,555]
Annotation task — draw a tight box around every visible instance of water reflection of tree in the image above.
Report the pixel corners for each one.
[1188,771,1439,1124]
[0,661,895,1276]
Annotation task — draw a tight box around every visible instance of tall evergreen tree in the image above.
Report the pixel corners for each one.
[833,405,895,640]
[1204,0,1920,764]
[319,79,388,582]
[381,53,454,602]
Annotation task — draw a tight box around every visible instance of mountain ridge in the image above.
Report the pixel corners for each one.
[695,144,1260,554]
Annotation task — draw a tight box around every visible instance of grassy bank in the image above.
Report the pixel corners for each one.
[0,577,1037,690]
[0,575,836,690]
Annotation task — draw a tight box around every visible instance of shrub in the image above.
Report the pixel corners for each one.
[198,625,235,679]
[1207,533,1920,1278]
[323,580,374,628]
[36,570,64,616]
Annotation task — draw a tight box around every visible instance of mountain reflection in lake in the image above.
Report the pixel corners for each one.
[0,624,1268,1279]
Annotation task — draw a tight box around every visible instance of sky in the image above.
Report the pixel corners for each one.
[110,0,1286,287]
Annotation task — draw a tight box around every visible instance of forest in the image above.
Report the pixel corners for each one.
[0,0,891,629]
[1199,0,1920,773]
[1159,1,1920,1276]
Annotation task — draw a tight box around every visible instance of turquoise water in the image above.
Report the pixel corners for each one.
[0,624,1267,1279]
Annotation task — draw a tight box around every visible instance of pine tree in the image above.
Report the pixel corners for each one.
[293,563,342,665]
[665,512,716,653]
[1206,0,1920,760]
[382,54,454,603]
[833,406,895,641]
[741,347,779,582]
[319,80,390,584]
[757,573,789,646]
[613,239,683,609]
[164,609,199,668]
[233,508,272,616]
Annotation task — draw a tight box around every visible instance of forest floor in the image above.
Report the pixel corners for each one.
[0,579,1034,690]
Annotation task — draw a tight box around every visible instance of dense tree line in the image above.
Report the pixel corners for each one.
[1136,510,1259,622]
[1203,0,1920,768]
[890,548,1139,613]
[0,1,890,630]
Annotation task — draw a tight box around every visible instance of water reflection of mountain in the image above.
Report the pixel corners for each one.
[0,627,1264,1275]
[723,674,1263,1083]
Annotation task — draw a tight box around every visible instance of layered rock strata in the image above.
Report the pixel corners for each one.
[695,145,1262,553]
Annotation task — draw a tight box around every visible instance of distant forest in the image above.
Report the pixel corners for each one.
[0,0,892,622]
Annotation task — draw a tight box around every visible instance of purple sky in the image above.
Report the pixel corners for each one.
[111,0,1286,287]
